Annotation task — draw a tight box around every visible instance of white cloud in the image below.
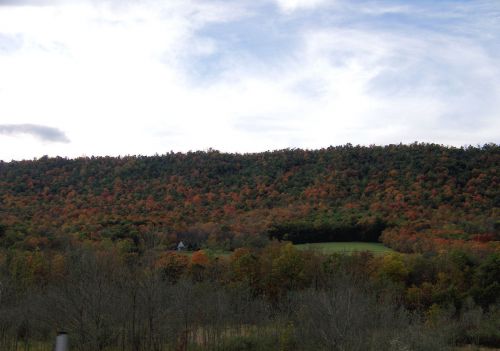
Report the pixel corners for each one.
[298,26,500,142]
[272,0,330,13]
[0,0,498,160]
[0,1,252,159]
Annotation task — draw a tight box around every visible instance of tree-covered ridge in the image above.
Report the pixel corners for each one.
[0,143,498,253]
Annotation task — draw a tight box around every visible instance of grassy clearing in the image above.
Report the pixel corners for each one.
[295,242,394,255]
[176,249,233,258]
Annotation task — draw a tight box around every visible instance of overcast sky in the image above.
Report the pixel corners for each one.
[0,0,499,160]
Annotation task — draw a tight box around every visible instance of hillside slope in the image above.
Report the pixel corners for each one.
[0,143,498,253]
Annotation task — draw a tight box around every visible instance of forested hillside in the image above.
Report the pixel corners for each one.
[1,143,498,254]
[1,143,500,350]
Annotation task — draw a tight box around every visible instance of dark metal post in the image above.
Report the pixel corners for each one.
[55,332,68,351]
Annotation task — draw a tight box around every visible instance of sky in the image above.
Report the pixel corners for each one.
[0,0,499,161]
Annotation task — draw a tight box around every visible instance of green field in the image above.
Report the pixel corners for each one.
[295,242,395,255]
[176,248,232,258]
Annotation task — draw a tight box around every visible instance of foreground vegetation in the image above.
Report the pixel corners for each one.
[0,242,499,350]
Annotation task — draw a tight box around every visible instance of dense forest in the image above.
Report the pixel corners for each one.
[0,143,499,254]
[0,143,499,350]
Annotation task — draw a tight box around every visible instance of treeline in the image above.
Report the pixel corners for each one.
[0,143,499,253]
[0,243,499,350]
[268,216,386,243]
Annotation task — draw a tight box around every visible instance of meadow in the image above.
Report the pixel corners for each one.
[295,242,395,255]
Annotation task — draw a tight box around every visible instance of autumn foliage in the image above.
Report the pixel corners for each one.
[0,143,498,255]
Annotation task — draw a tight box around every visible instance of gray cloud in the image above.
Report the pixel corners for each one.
[0,124,70,143]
